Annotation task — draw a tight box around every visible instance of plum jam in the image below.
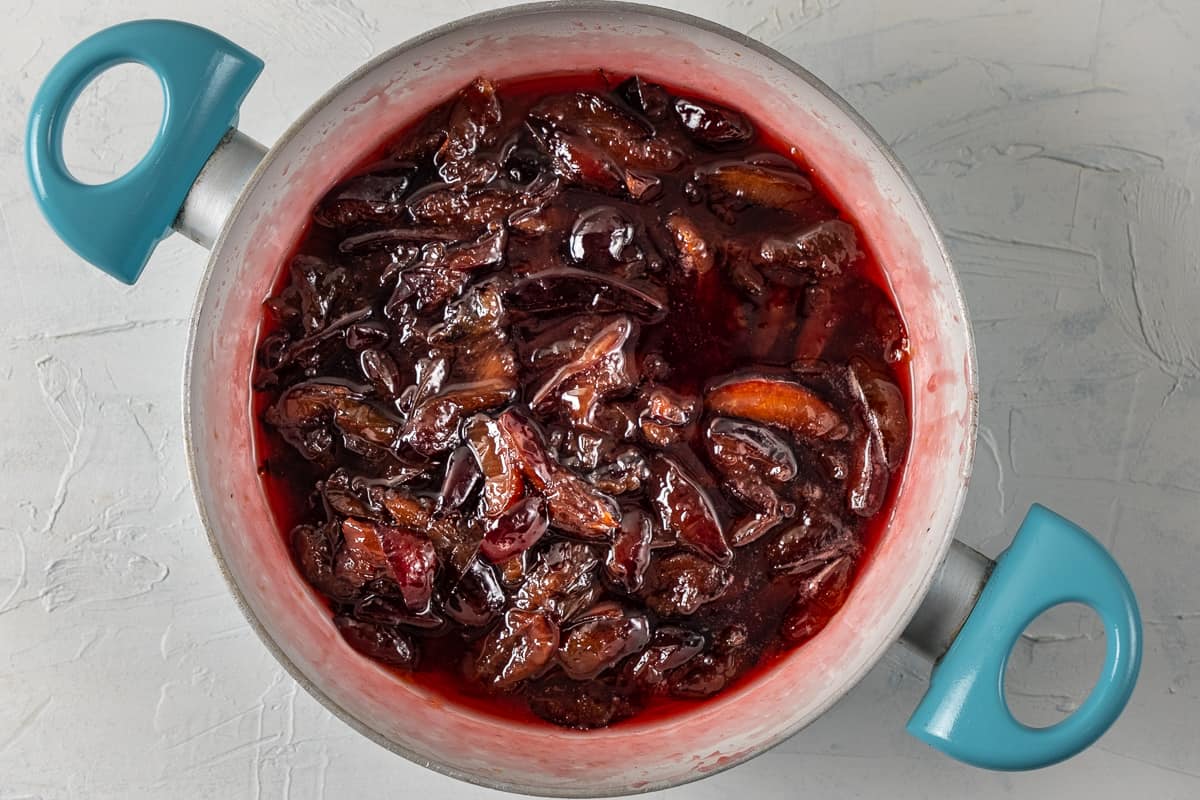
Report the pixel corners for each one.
[253,74,910,729]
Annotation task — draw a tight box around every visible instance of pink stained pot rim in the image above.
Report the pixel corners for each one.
[183,2,978,796]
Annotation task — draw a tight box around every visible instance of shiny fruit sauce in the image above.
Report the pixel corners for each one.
[252,72,911,729]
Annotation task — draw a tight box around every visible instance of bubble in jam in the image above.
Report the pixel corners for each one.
[254,72,910,729]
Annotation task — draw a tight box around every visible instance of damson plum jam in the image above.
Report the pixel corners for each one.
[253,73,911,729]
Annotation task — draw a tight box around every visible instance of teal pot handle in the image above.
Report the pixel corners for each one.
[26,20,262,284]
[905,504,1142,770]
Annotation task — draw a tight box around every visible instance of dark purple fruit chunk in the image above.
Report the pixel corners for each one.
[641,552,732,616]
[674,97,754,147]
[558,602,651,679]
[527,675,639,729]
[334,615,418,669]
[605,509,654,592]
[471,609,559,689]
[480,495,550,563]
[444,558,506,627]
[647,455,731,565]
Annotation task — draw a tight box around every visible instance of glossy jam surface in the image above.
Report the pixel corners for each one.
[253,74,910,729]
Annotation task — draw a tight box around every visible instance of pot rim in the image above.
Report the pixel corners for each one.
[183,1,979,794]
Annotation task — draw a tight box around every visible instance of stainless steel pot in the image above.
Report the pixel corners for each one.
[26,4,1142,795]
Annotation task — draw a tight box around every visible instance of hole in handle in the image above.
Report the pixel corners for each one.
[1004,602,1106,728]
[62,63,163,185]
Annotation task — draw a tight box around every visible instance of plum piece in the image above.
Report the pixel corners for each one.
[498,411,622,539]
[321,469,383,521]
[674,97,754,147]
[527,675,639,729]
[847,357,909,469]
[481,495,550,563]
[407,185,519,230]
[333,517,393,591]
[756,220,859,277]
[443,225,508,272]
[530,92,684,171]
[568,206,635,267]
[623,626,706,693]
[666,624,751,699]
[558,429,609,471]
[256,305,376,381]
[558,602,651,679]
[444,558,506,627]
[501,173,568,238]
[847,427,889,518]
[358,349,403,399]
[402,379,517,455]
[642,552,732,616]
[662,212,714,275]
[870,292,910,365]
[314,170,412,228]
[647,455,731,565]
[332,538,388,591]
[781,555,855,644]
[728,257,768,298]
[387,246,473,313]
[454,334,519,389]
[436,445,482,514]
[292,524,336,584]
[465,414,524,517]
[793,280,850,361]
[527,120,626,194]
[342,518,437,612]
[508,268,666,320]
[531,316,638,427]
[591,401,641,442]
[705,417,798,483]
[588,447,649,495]
[500,137,547,184]
[543,471,623,540]
[617,75,671,120]
[766,510,861,577]
[287,255,341,335]
[642,386,698,426]
[292,524,356,602]
[398,356,449,418]
[706,374,845,440]
[428,282,506,344]
[722,471,797,518]
[842,358,897,518]
[623,169,662,202]
[638,385,699,448]
[334,616,418,669]
[499,412,628,537]
[435,77,502,184]
[692,161,814,215]
[338,225,463,253]
[386,226,506,313]
[352,594,445,631]
[377,489,481,580]
[728,509,789,547]
[508,201,574,238]
[267,381,401,461]
[604,508,654,592]
[471,609,559,690]
[497,551,532,589]
[515,540,602,622]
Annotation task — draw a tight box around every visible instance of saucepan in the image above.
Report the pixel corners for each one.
[26,3,1141,794]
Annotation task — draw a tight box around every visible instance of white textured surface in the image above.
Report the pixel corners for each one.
[1,0,1198,796]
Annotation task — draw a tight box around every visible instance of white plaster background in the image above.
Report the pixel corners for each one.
[2,0,1198,796]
